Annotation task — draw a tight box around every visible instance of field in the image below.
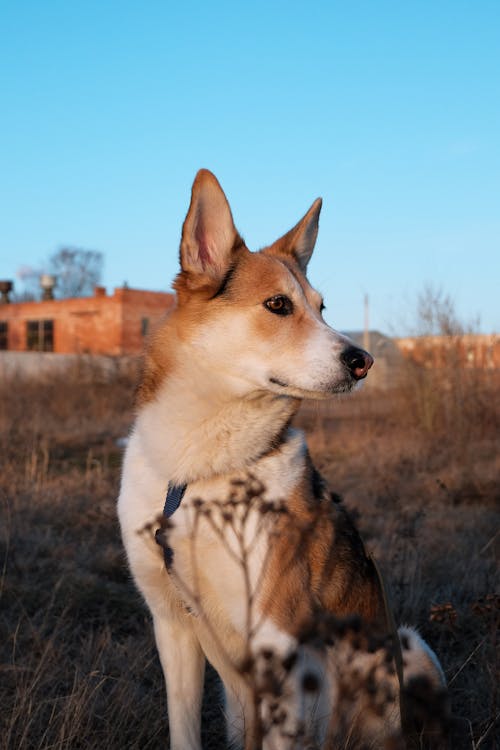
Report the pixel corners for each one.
[1,359,498,749]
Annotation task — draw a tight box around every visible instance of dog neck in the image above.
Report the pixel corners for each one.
[136,361,300,485]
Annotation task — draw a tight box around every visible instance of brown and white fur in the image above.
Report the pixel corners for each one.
[118,170,446,749]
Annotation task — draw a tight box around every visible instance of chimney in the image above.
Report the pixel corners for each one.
[94,286,106,297]
[40,274,56,300]
[0,280,13,303]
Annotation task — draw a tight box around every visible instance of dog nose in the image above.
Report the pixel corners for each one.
[341,346,374,380]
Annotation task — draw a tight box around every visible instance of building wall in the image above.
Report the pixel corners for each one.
[116,287,175,354]
[395,334,500,369]
[0,286,175,355]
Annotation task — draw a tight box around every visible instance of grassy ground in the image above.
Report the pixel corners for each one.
[0,362,498,749]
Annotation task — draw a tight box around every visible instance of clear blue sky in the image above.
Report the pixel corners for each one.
[1,1,499,334]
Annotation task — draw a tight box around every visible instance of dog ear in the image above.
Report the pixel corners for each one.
[180,170,240,286]
[272,198,322,272]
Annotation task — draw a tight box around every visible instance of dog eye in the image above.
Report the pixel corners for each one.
[264,295,293,316]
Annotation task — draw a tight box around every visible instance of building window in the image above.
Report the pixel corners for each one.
[26,320,54,351]
[141,317,149,336]
[0,321,7,350]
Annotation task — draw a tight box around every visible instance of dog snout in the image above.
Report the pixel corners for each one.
[341,346,374,380]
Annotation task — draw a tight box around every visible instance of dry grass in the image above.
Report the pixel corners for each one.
[0,360,498,749]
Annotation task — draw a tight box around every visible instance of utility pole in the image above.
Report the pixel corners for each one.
[363,293,370,353]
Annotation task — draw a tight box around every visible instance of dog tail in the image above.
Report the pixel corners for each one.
[398,625,446,689]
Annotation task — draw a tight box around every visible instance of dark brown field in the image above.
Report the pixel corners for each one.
[1,359,498,749]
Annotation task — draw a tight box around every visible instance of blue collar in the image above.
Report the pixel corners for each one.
[155,482,187,568]
[163,482,187,518]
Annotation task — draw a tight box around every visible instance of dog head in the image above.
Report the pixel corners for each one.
[171,169,373,400]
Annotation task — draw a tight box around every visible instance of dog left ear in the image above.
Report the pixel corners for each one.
[272,198,322,273]
[180,169,241,288]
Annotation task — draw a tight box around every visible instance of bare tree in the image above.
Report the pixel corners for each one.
[415,284,479,337]
[48,247,103,298]
[15,248,104,300]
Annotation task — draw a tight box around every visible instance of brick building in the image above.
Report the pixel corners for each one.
[0,285,175,355]
[395,334,500,370]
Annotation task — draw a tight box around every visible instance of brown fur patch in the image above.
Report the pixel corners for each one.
[261,246,324,313]
[135,325,177,408]
[260,456,386,637]
[224,251,324,363]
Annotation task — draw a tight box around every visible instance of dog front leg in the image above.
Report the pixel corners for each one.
[153,615,205,750]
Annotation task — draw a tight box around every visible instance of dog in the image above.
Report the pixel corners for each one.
[118,170,447,749]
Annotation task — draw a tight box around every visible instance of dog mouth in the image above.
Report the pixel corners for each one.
[268,374,356,398]
[269,376,289,388]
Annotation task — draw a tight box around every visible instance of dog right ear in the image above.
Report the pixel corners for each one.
[179,170,241,288]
